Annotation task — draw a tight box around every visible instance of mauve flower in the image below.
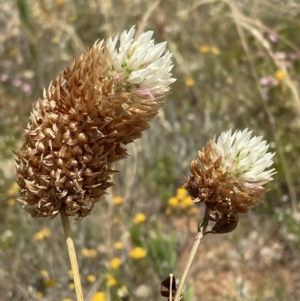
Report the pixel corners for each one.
[268,33,277,43]
[0,74,8,82]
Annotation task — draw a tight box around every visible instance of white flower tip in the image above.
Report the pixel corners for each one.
[106,26,175,98]
[215,128,275,187]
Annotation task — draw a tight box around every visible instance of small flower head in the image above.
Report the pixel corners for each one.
[15,27,175,220]
[91,291,106,301]
[81,248,97,258]
[176,188,188,201]
[129,247,147,259]
[106,275,117,287]
[185,77,195,87]
[33,227,51,241]
[113,241,123,250]
[184,129,275,233]
[87,274,96,283]
[7,182,19,196]
[275,69,285,81]
[113,196,124,205]
[68,282,75,290]
[210,46,220,55]
[134,213,146,224]
[110,257,122,270]
[167,197,179,207]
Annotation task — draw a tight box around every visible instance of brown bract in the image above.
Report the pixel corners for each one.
[183,138,267,234]
[15,41,165,220]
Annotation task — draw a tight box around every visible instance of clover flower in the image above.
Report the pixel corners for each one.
[184,129,275,234]
[15,27,175,220]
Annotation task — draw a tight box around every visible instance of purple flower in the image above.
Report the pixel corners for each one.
[268,33,277,43]
[0,74,8,82]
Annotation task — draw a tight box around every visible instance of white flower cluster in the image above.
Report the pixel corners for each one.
[214,129,275,189]
[106,26,175,99]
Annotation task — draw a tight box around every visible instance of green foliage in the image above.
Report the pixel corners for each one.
[146,230,178,279]
[275,279,288,301]
[129,223,143,247]
[277,209,300,244]
[143,154,176,202]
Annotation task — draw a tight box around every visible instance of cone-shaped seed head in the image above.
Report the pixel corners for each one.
[15,26,175,220]
[184,129,275,233]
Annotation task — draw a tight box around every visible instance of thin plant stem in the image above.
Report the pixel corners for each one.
[60,210,84,301]
[169,273,174,300]
[173,213,209,301]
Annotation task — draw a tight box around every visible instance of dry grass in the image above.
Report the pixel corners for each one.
[1,0,300,300]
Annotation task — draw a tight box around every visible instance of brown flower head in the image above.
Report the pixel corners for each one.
[183,129,275,233]
[15,26,175,220]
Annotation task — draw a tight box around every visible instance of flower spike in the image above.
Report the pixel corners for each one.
[184,129,275,234]
[15,27,175,220]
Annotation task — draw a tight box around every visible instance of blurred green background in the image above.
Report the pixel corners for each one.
[1,0,300,300]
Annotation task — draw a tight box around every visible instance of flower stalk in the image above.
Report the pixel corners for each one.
[173,213,209,301]
[60,210,84,301]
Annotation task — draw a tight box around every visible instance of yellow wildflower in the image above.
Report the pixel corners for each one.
[44,278,55,287]
[113,241,123,250]
[199,45,210,53]
[168,197,179,207]
[113,196,123,205]
[87,275,96,283]
[40,270,49,278]
[7,182,19,196]
[178,201,189,210]
[130,247,147,259]
[62,299,73,301]
[110,257,122,270]
[106,275,117,287]
[275,69,285,81]
[69,282,75,290]
[184,196,194,206]
[36,292,43,298]
[134,213,146,224]
[211,46,220,55]
[7,198,15,206]
[91,291,106,301]
[185,77,195,87]
[81,248,97,258]
[33,227,51,241]
[68,270,73,279]
[176,188,187,201]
